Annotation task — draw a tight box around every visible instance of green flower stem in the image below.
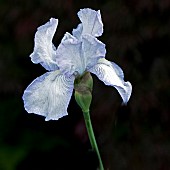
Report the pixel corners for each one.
[83,111,104,170]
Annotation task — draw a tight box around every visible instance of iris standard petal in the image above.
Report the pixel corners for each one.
[56,33,106,76]
[82,34,106,70]
[30,18,59,71]
[77,8,103,37]
[72,23,83,39]
[56,33,83,76]
[89,58,132,104]
[22,71,75,121]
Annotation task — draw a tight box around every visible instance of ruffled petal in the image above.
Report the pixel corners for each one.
[56,33,106,76]
[77,8,103,37]
[72,23,83,39]
[30,18,59,71]
[89,59,132,104]
[22,71,75,121]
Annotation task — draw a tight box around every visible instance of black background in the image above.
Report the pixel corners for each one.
[0,0,170,169]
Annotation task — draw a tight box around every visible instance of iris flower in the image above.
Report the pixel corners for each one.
[22,8,132,121]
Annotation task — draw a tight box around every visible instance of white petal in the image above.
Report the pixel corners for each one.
[56,33,83,76]
[77,8,103,37]
[56,33,106,76]
[30,18,59,71]
[22,71,75,121]
[82,34,106,70]
[72,23,83,39]
[89,59,132,103]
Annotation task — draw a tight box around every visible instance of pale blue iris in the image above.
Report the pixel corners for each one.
[22,8,132,121]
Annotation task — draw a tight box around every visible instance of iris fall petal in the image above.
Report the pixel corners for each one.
[22,71,75,120]
[89,58,132,103]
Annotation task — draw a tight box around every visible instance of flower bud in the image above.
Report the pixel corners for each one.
[74,72,93,113]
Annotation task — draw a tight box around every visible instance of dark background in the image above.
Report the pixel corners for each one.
[0,0,170,169]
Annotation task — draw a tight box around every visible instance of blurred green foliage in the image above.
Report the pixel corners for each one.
[0,0,170,169]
